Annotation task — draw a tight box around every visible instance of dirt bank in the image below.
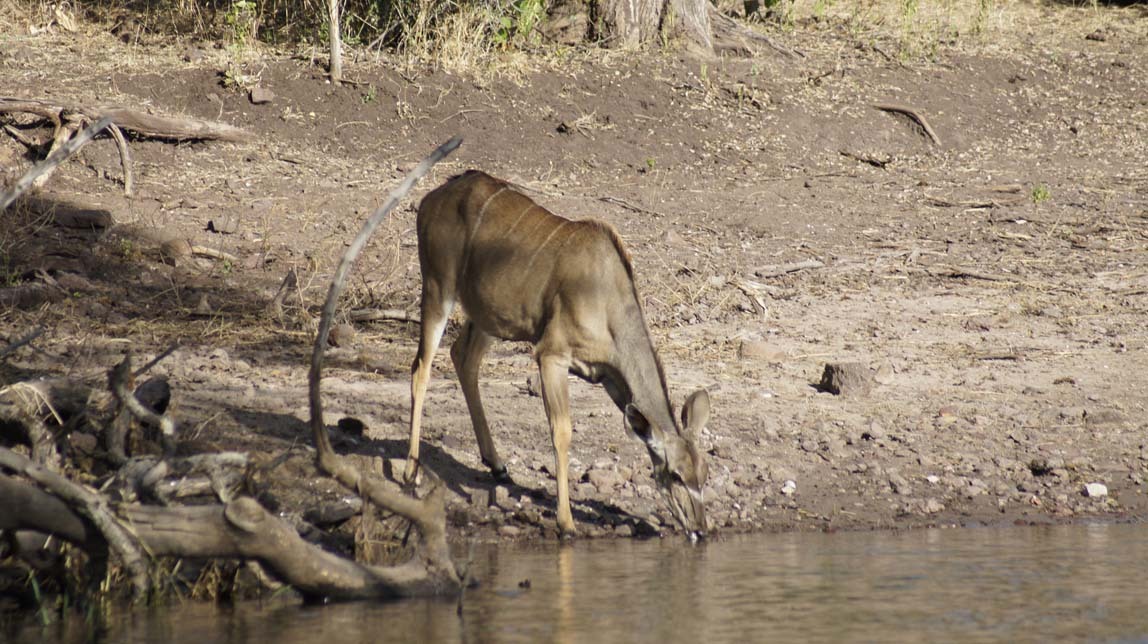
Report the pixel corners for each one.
[2,2,1146,545]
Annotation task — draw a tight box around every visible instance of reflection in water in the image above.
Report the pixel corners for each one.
[5,524,1148,643]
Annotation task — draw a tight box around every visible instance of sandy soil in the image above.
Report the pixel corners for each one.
[2,3,1147,545]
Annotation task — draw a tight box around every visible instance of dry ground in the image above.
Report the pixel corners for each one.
[2,1,1147,544]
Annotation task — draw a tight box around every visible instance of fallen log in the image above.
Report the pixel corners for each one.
[0,97,253,143]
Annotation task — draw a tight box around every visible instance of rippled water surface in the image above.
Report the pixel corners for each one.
[9,523,1148,643]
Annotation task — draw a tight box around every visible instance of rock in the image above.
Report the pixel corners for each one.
[328,323,356,347]
[738,340,787,363]
[862,420,885,441]
[923,498,944,514]
[888,473,911,495]
[1083,483,1108,498]
[491,485,516,510]
[303,497,363,526]
[160,238,194,265]
[780,480,797,496]
[336,416,365,437]
[194,293,212,315]
[184,47,207,63]
[614,523,634,537]
[873,363,895,385]
[498,525,522,538]
[249,86,275,104]
[817,362,874,397]
[586,468,623,490]
[1084,409,1125,426]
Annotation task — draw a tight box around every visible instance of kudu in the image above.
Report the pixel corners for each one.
[405,170,710,539]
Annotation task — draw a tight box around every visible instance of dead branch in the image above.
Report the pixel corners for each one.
[106,121,133,197]
[189,244,239,263]
[839,149,892,168]
[0,116,112,211]
[0,472,449,600]
[0,98,253,142]
[872,103,942,147]
[0,473,96,546]
[599,195,667,218]
[754,259,825,278]
[133,343,180,377]
[0,447,151,599]
[348,308,421,324]
[109,354,176,457]
[925,265,1016,283]
[125,499,454,599]
[265,269,298,320]
[308,136,462,593]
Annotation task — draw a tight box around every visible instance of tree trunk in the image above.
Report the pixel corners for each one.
[593,0,712,53]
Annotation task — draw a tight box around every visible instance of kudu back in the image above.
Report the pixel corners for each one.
[406,170,710,538]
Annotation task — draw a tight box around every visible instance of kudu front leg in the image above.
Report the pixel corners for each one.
[538,354,576,537]
[450,322,509,482]
[405,285,452,484]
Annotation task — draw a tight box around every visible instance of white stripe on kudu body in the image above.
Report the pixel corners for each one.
[403,170,712,539]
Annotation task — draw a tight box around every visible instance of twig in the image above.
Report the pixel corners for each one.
[926,265,1016,283]
[189,245,239,263]
[265,268,298,320]
[349,308,421,323]
[598,196,666,218]
[872,103,942,147]
[0,116,112,211]
[839,149,892,168]
[2,123,37,148]
[110,354,177,457]
[133,343,180,377]
[754,259,825,278]
[1,326,45,359]
[106,122,134,197]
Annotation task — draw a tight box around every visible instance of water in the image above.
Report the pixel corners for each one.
[8,523,1148,643]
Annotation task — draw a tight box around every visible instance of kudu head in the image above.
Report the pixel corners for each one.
[625,389,710,541]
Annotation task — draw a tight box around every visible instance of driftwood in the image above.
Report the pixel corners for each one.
[0,97,252,199]
[307,136,463,593]
[0,447,152,598]
[0,139,469,604]
[0,116,112,210]
[0,98,253,142]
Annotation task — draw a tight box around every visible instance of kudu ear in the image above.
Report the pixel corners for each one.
[680,389,711,438]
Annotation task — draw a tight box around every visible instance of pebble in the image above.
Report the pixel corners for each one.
[780,480,797,496]
[1083,483,1108,498]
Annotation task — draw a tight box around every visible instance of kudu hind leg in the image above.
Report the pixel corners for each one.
[450,322,509,482]
[405,284,452,484]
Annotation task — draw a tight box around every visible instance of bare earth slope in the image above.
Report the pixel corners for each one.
[2,3,1146,541]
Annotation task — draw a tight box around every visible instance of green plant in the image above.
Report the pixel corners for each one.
[972,0,992,36]
[362,84,378,104]
[493,0,544,48]
[1031,184,1051,204]
[224,0,258,45]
